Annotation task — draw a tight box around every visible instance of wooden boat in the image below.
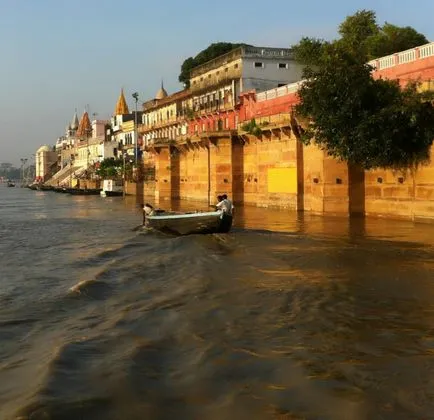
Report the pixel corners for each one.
[144,210,233,235]
[100,179,123,197]
[101,190,123,197]
[67,188,102,196]
[7,180,15,187]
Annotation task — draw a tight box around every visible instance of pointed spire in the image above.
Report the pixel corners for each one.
[114,88,129,115]
[155,80,168,100]
[71,109,79,130]
[76,110,92,137]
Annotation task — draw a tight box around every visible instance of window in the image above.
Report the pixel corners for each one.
[278,63,288,69]
[225,67,228,72]
[254,62,264,68]
[234,63,239,69]
[208,74,211,78]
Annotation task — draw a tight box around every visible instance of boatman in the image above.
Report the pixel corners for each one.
[143,203,155,224]
[222,194,234,215]
[215,194,234,232]
[216,194,233,216]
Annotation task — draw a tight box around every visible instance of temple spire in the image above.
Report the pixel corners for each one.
[114,88,129,115]
[71,109,79,130]
[76,110,92,137]
[155,80,168,100]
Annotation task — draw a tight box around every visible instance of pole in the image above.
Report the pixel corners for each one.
[132,92,139,166]
[20,158,27,186]
[122,151,126,197]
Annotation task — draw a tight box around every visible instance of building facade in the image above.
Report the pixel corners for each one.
[126,41,434,222]
[35,145,57,182]
[141,85,191,146]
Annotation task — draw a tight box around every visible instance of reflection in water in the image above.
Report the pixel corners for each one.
[1,188,434,419]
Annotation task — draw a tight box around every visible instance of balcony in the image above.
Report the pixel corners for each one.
[192,101,235,118]
[190,68,241,94]
[140,118,179,133]
[200,129,237,139]
[191,48,243,78]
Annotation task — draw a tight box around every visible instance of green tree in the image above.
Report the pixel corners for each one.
[337,9,379,57]
[179,42,248,88]
[293,10,428,64]
[366,23,428,59]
[96,158,123,179]
[292,11,434,170]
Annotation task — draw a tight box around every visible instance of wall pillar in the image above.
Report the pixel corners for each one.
[155,147,171,202]
[209,137,233,203]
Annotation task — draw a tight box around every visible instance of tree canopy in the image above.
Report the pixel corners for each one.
[179,42,247,88]
[292,10,434,170]
[293,9,428,64]
[96,158,123,179]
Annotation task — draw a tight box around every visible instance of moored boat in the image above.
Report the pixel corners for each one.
[67,188,102,195]
[100,179,124,197]
[144,208,233,235]
[7,180,15,187]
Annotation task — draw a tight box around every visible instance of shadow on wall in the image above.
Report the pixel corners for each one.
[349,164,365,216]
[232,138,244,206]
[170,146,180,200]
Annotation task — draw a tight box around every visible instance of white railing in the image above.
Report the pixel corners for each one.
[378,55,396,70]
[420,43,434,59]
[397,48,416,64]
[370,41,434,71]
[256,81,303,102]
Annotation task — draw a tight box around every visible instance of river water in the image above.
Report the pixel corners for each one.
[1,187,434,420]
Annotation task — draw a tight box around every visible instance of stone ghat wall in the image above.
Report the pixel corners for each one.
[364,148,434,222]
[132,135,434,222]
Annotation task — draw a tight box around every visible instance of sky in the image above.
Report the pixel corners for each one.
[0,0,433,167]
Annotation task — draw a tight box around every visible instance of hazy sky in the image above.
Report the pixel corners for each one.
[1,0,433,166]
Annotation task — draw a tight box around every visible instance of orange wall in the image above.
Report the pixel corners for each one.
[364,148,434,221]
[373,56,434,86]
[239,132,299,208]
[178,143,210,202]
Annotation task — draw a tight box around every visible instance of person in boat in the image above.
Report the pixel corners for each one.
[215,194,234,232]
[222,194,234,215]
[143,203,155,224]
[216,194,233,216]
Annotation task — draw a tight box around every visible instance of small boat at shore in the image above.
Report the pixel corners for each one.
[100,179,124,197]
[67,188,102,196]
[144,209,233,235]
[6,180,15,187]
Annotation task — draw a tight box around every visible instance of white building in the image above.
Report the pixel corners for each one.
[35,145,57,182]
[189,45,304,113]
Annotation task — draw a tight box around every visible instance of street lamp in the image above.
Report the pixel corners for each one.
[132,92,139,165]
[20,158,28,186]
[122,150,126,197]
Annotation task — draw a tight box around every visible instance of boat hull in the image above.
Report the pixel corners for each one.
[67,188,102,195]
[145,211,232,235]
[101,190,123,197]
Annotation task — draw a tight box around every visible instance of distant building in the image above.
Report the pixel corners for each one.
[108,89,143,159]
[141,83,191,146]
[189,46,303,115]
[35,145,57,182]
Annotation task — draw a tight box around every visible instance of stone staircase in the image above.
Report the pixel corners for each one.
[45,165,80,186]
